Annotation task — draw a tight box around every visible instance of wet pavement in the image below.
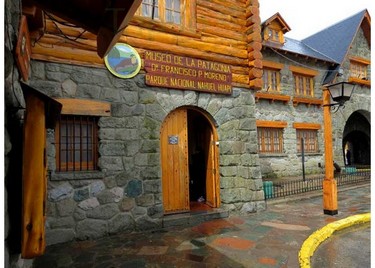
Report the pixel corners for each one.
[33,185,370,268]
[311,222,370,268]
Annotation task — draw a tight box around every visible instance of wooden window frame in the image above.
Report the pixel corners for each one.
[256,120,287,154]
[263,68,280,92]
[293,73,314,97]
[264,27,284,44]
[350,61,367,78]
[294,123,320,153]
[349,57,370,86]
[262,60,284,92]
[290,66,318,97]
[135,0,195,29]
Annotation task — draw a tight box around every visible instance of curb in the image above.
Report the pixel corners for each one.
[298,213,371,268]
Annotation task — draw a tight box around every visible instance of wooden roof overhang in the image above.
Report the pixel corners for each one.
[262,12,291,33]
[361,11,371,47]
[22,0,142,58]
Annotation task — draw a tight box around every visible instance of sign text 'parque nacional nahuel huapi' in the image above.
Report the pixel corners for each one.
[144,51,232,95]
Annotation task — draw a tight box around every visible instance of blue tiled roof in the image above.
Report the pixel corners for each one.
[264,37,337,63]
[302,10,367,64]
[263,10,368,65]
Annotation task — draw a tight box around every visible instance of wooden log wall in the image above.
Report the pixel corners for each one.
[30,0,262,89]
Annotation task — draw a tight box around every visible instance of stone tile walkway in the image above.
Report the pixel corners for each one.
[33,185,370,268]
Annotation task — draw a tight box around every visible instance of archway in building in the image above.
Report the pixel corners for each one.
[342,110,370,166]
[160,107,220,214]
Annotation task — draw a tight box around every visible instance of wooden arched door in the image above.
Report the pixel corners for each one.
[160,109,190,214]
[160,107,220,214]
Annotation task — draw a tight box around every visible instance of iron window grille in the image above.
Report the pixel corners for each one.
[55,115,99,172]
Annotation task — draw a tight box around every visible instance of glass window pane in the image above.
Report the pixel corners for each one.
[263,70,269,90]
[142,0,158,19]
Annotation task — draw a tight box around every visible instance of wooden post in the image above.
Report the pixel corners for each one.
[322,88,338,215]
[21,93,47,258]
[20,83,62,258]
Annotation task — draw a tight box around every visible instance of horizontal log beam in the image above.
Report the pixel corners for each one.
[31,43,103,66]
[36,34,97,51]
[197,23,245,41]
[124,26,248,58]
[55,98,111,116]
[249,67,263,79]
[118,35,248,66]
[248,50,263,61]
[247,41,262,52]
[250,59,263,69]
[197,6,245,26]
[249,78,262,89]
[129,16,202,38]
[197,0,246,19]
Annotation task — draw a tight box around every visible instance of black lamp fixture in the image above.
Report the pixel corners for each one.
[324,81,356,108]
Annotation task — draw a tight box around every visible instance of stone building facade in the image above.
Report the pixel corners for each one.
[330,28,371,166]
[4,1,370,267]
[5,1,265,266]
[28,61,264,244]
[255,49,329,178]
[255,11,371,179]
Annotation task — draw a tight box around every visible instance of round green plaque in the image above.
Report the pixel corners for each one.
[104,43,141,79]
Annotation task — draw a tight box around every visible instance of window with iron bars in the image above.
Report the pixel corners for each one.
[257,127,284,154]
[296,129,318,153]
[55,115,99,172]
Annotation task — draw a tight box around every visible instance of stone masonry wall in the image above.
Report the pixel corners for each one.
[255,50,328,178]
[331,26,371,166]
[29,60,264,245]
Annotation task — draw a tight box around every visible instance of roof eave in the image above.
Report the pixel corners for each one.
[263,43,338,65]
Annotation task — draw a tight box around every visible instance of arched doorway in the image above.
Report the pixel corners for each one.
[342,111,370,166]
[160,107,220,214]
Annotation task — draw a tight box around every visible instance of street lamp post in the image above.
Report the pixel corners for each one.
[322,81,355,215]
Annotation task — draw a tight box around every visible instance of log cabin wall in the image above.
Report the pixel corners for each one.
[30,0,263,90]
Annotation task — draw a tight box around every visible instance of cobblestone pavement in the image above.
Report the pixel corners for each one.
[33,185,370,268]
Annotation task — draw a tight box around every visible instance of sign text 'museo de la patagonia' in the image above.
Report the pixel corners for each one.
[144,51,232,95]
